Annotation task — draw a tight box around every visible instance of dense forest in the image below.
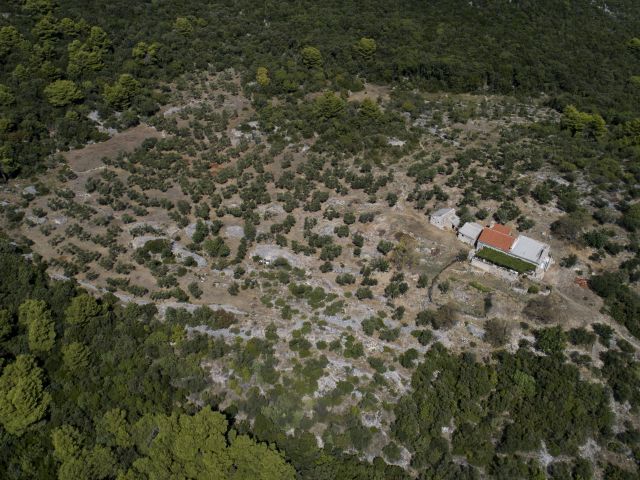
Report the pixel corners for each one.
[2,0,640,479]
[2,0,640,176]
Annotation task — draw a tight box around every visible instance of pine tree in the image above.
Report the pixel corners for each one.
[18,299,56,352]
[0,355,51,436]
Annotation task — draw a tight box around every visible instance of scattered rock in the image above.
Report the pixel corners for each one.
[22,185,37,196]
[257,203,285,217]
[387,137,406,147]
[130,235,165,249]
[318,222,338,236]
[26,215,46,225]
[113,292,152,305]
[538,442,554,469]
[361,410,384,429]
[172,242,207,267]
[49,272,70,281]
[382,370,410,393]
[412,115,430,128]
[466,323,485,339]
[184,220,215,239]
[163,105,190,117]
[250,244,309,268]
[222,225,244,239]
[324,197,346,208]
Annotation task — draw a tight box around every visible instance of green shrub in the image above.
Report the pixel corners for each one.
[592,323,614,346]
[568,327,596,347]
[336,273,355,285]
[355,287,373,300]
[377,240,394,255]
[484,318,511,347]
[534,326,567,355]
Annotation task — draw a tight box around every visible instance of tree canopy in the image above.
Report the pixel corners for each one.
[128,407,295,480]
[0,354,51,436]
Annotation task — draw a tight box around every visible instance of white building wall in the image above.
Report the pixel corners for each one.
[458,233,476,245]
[430,212,458,230]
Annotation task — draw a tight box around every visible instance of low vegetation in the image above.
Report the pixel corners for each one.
[475,248,536,274]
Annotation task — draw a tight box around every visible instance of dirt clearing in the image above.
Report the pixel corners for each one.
[64,123,164,173]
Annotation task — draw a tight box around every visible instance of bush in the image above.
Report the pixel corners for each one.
[370,258,389,272]
[534,326,567,355]
[319,261,333,273]
[560,254,578,268]
[590,273,640,339]
[592,323,614,346]
[377,240,394,255]
[484,318,511,347]
[392,306,405,321]
[415,310,435,327]
[568,327,596,347]
[517,216,535,231]
[352,233,364,247]
[494,201,520,223]
[383,441,401,462]
[334,225,349,237]
[188,281,203,299]
[358,212,375,223]
[355,287,373,300]
[320,244,342,261]
[344,335,364,358]
[367,356,386,373]
[203,237,230,257]
[621,203,640,232]
[336,273,355,285]
[399,348,419,368]
[437,280,450,294]
[431,304,458,330]
[343,212,356,224]
[523,295,561,324]
[411,329,433,346]
[228,283,239,296]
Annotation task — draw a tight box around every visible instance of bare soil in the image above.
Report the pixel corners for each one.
[64,123,164,173]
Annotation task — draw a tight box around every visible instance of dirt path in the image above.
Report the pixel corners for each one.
[428,257,462,303]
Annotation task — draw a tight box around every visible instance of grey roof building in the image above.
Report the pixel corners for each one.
[429,207,460,230]
[457,222,483,245]
[509,235,551,269]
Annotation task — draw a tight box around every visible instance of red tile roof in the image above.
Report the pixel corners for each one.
[490,224,512,235]
[478,226,515,252]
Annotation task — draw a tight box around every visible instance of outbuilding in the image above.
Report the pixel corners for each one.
[429,207,460,230]
[457,222,483,246]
